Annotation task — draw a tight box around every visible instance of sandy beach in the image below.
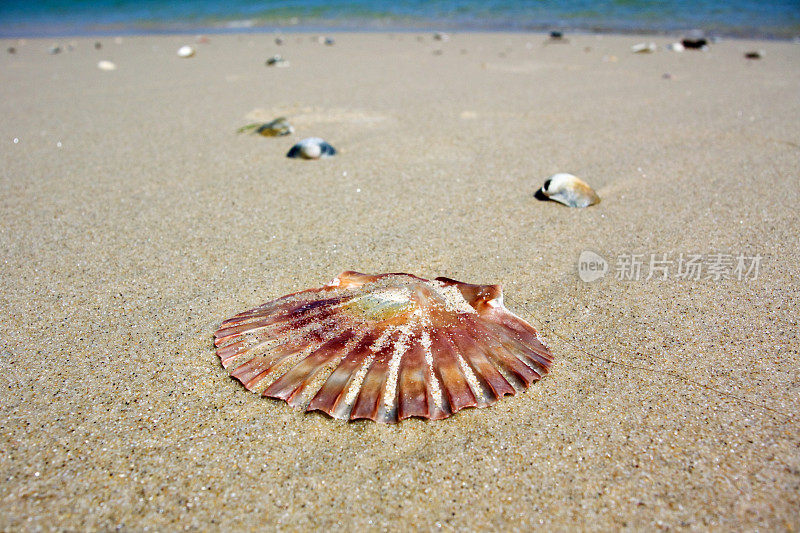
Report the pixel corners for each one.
[1,32,798,530]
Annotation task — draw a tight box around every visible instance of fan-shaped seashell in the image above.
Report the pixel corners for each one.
[237,117,294,137]
[97,60,117,71]
[214,272,553,423]
[539,173,600,208]
[286,137,336,159]
[177,45,195,58]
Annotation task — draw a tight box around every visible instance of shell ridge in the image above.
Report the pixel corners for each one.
[481,319,553,373]
[306,331,380,419]
[379,314,420,421]
[338,346,379,419]
[446,329,515,404]
[248,341,323,394]
[419,328,447,416]
[428,329,477,413]
[350,332,400,421]
[231,316,351,394]
[467,319,544,386]
[222,311,338,370]
[232,339,315,392]
[220,336,286,367]
[288,329,366,408]
[493,310,553,357]
[443,330,496,407]
[396,338,428,421]
[216,299,331,339]
[265,329,364,408]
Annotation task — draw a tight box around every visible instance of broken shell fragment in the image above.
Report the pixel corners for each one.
[266,55,289,67]
[97,60,117,71]
[237,117,294,137]
[287,137,336,159]
[214,271,553,423]
[631,42,656,54]
[539,173,600,208]
[177,45,195,58]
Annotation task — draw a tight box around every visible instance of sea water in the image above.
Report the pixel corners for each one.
[1,0,799,39]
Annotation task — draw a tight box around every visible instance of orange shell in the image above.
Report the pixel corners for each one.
[214,272,553,423]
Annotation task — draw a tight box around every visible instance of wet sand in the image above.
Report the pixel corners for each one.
[1,32,798,530]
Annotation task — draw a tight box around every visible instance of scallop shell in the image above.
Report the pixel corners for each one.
[237,117,294,137]
[539,173,600,208]
[286,137,336,159]
[177,45,195,58]
[214,272,553,423]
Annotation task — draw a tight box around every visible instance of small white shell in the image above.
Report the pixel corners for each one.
[287,137,336,160]
[631,42,656,54]
[97,60,117,71]
[539,173,600,208]
[666,42,685,52]
[177,45,195,58]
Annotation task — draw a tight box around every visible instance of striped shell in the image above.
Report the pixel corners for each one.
[214,272,553,423]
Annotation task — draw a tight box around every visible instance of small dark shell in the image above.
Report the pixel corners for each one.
[286,137,336,159]
[682,38,708,49]
[214,272,553,423]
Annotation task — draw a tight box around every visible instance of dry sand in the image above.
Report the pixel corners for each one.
[1,32,798,530]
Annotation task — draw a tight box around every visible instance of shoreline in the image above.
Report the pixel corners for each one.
[3,27,799,45]
[2,22,799,42]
